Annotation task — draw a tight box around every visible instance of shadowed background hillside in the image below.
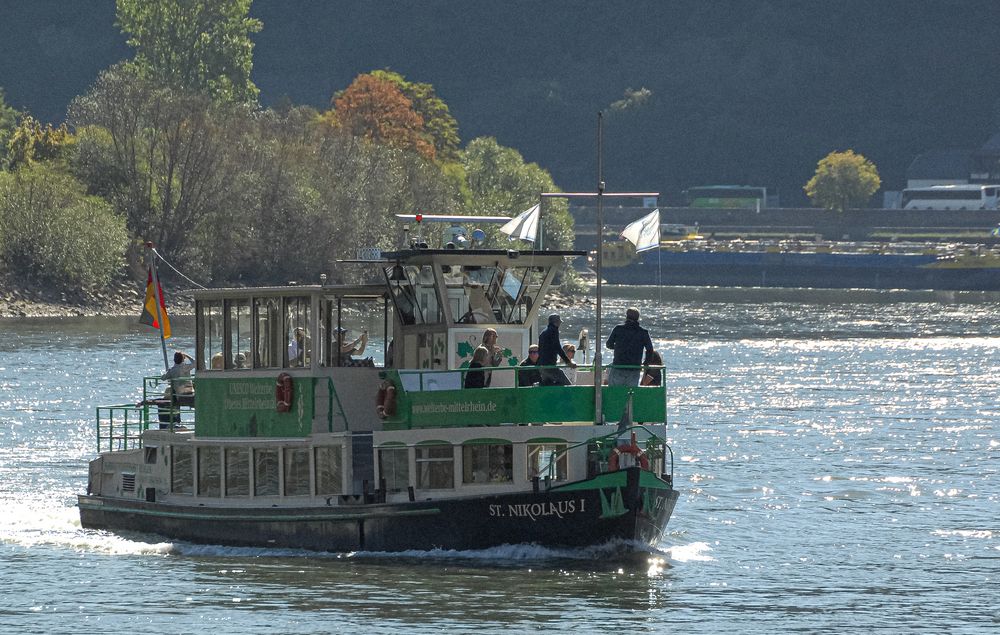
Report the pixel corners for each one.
[2,0,999,204]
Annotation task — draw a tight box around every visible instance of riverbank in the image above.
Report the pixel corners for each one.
[0,277,588,319]
[0,275,145,318]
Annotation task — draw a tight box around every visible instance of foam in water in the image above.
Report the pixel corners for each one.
[0,498,172,556]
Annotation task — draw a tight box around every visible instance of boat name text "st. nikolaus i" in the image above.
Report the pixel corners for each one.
[488,499,586,521]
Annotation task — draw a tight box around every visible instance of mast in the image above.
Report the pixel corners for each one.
[538,114,657,426]
[594,112,605,425]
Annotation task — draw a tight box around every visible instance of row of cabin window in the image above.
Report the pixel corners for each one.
[197,297,378,371]
[169,443,567,498]
[170,446,342,498]
[379,442,568,492]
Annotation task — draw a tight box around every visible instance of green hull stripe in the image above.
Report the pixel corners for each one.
[80,501,441,522]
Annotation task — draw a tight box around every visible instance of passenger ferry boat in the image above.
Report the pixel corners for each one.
[79,246,679,552]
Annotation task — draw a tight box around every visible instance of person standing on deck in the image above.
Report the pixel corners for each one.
[606,307,654,386]
[537,314,576,386]
[161,351,195,402]
[481,328,504,386]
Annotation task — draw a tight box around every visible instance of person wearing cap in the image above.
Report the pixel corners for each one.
[606,307,655,386]
[337,327,368,364]
[518,344,542,387]
[537,314,576,386]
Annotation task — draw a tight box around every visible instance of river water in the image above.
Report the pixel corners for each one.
[1,286,997,633]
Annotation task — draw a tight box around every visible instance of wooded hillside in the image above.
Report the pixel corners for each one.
[2,0,999,204]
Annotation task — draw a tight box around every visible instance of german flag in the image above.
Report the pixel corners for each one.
[139,268,171,339]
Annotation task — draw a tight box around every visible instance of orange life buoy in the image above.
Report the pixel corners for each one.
[608,440,650,472]
[375,380,397,419]
[276,372,293,413]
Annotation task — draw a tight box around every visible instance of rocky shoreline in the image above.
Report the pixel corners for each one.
[0,275,199,319]
[0,278,587,319]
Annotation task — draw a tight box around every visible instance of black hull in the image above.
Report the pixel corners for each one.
[604,251,1000,291]
[79,468,678,552]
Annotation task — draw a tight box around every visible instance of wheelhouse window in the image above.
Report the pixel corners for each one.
[445,264,547,326]
[315,446,343,495]
[226,299,251,370]
[284,296,311,368]
[253,448,279,496]
[320,297,385,367]
[254,298,281,369]
[225,447,250,496]
[198,446,221,496]
[384,265,442,326]
[527,442,568,481]
[378,446,409,493]
[198,300,224,370]
[462,441,513,484]
[416,444,454,490]
[171,446,193,495]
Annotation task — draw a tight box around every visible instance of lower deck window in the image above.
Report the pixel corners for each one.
[171,446,193,495]
[225,447,250,496]
[527,443,568,481]
[416,445,454,490]
[315,446,343,495]
[198,447,221,496]
[378,448,409,493]
[254,448,279,496]
[283,447,311,496]
[462,443,513,484]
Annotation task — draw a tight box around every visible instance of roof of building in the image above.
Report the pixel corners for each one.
[974,132,1000,156]
[906,149,972,180]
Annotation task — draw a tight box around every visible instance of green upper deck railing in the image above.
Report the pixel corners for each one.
[95,376,195,453]
[379,365,667,429]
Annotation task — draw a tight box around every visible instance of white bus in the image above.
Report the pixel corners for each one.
[901,185,1000,210]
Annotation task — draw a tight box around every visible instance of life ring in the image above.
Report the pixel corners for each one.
[608,442,649,471]
[375,380,397,419]
[276,372,293,413]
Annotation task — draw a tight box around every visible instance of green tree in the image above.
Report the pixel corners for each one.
[69,64,247,264]
[0,88,18,168]
[804,150,882,212]
[0,164,127,291]
[370,70,460,162]
[462,137,573,251]
[5,116,76,171]
[116,0,262,103]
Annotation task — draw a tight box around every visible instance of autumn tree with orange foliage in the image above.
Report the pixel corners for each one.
[331,74,435,160]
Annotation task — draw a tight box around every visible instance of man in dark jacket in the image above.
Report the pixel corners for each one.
[538,314,576,385]
[606,307,654,386]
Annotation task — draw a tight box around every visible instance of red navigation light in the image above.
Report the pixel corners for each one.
[415,213,423,223]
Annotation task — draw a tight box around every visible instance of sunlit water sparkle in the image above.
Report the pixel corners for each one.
[1,288,997,633]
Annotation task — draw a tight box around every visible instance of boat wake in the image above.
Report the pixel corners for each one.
[0,498,172,556]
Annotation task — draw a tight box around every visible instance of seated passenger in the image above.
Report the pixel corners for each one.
[337,327,368,365]
[518,345,542,386]
[562,343,578,384]
[210,352,224,370]
[288,327,307,366]
[464,346,491,389]
[641,350,663,386]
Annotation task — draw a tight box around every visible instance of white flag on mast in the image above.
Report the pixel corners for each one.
[620,208,660,253]
[499,203,540,242]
